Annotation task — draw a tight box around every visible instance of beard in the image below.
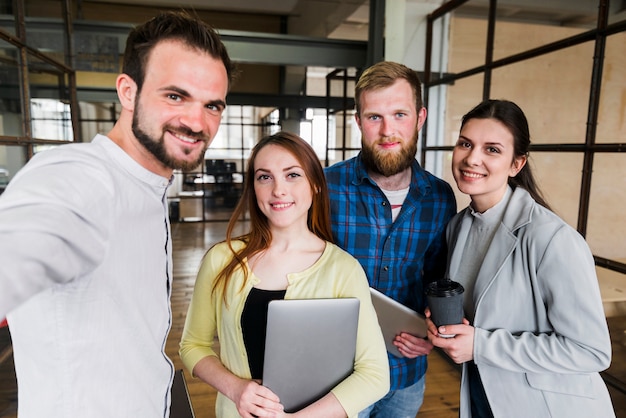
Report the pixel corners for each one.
[131,100,208,172]
[360,133,418,177]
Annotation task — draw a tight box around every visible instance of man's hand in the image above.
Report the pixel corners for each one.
[393,332,433,358]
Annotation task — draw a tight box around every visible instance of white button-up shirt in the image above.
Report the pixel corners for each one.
[0,134,174,417]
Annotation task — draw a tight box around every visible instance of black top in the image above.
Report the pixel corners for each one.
[241,287,287,379]
[468,360,494,418]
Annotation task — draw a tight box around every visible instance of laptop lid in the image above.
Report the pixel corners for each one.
[262,298,359,413]
[369,287,427,358]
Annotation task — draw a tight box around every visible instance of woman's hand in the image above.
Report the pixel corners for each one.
[233,378,284,418]
[232,379,284,418]
[425,307,474,364]
[191,356,285,418]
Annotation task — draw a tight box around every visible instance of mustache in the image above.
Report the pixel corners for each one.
[375,136,401,144]
[166,125,210,143]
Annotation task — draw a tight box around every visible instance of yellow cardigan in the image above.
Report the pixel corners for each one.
[179,240,390,417]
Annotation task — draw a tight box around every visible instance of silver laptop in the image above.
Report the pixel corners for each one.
[369,287,427,358]
[262,298,360,413]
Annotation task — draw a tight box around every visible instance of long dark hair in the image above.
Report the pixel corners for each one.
[461,99,551,210]
[213,131,333,299]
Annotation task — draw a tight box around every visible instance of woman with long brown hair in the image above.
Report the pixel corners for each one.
[180,131,389,417]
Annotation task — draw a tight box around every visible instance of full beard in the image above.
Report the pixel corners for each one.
[132,105,208,172]
[360,136,417,177]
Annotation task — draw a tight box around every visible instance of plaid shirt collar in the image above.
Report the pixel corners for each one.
[351,152,431,200]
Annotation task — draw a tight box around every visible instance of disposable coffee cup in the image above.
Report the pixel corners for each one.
[426,279,464,338]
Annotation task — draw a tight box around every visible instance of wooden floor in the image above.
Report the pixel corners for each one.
[1,219,626,417]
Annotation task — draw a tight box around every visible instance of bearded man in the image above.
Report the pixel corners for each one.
[324,61,457,418]
[0,11,234,418]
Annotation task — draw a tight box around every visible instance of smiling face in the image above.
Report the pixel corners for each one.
[452,118,527,212]
[253,144,314,232]
[356,79,426,177]
[130,39,229,174]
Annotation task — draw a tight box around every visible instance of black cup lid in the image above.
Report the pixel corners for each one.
[426,279,464,297]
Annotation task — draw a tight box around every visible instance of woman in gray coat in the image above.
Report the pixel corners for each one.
[426,99,615,417]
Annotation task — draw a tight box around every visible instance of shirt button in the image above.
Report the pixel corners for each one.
[382,201,387,206]
[383,266,389,271]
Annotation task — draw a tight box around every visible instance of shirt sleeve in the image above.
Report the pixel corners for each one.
[0,154,112,318]
[179,245,222,375]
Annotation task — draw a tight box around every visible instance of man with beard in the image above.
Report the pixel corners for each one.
[324,61,456,418]
[0,11,234,418]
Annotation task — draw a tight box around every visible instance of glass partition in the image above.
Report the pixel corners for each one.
[328,108,358,167]
[0,144,27,193]
[448,11,488,72]
[441,74,484,146]
[490,44,593,144]
[0,39,23,137]
[28,50,74,142]
[587,153,626,259]
[596,32,626,144]
[79,101,117,142]
[597,266,626,317]
[2,1,69,67]
[493,16,590,61]
[529,152,583,228]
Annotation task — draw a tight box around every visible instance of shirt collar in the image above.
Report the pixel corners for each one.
[352,153,371,186]
[95,134,173,190]
[352,153,430,198]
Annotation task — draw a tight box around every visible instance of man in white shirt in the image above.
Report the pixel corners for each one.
[0,11,234,417]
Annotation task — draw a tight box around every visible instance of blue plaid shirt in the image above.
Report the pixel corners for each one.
[325,154,457,390]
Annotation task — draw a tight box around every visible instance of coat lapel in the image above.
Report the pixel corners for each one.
[472,226,517,309]
[447,211,471,281]
[473,188,535,311]
[448,188,536,315]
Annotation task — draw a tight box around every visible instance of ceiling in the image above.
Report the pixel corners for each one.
[87,0,372,39]
[83,0,626,40]
[4,0,623,105]
[88,0,303,15]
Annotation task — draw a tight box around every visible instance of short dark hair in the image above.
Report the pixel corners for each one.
[122,10,235,92]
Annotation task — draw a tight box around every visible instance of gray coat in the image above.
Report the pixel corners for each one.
[446,187,614,418]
